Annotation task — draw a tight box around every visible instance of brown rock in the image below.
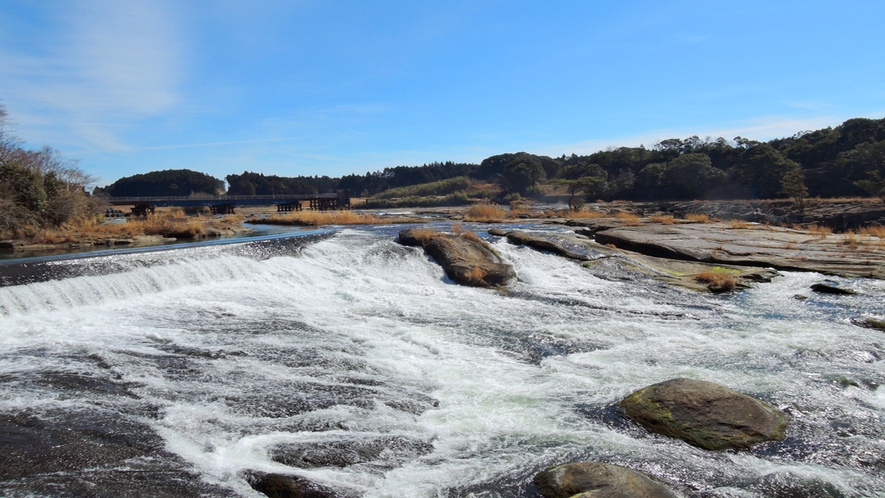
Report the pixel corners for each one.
[620,378,788,450]
[398,228,515,287]
[534,461,679,498]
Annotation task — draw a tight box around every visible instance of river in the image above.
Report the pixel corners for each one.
[1,225,883,497]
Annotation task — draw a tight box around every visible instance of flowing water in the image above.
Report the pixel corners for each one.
[0,226,883,497]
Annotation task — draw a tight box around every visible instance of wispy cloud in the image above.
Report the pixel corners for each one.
[0,0,184,150]
[144,137,296,151]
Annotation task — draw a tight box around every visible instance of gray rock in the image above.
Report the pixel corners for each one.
[534,461,679,498]
[620,378,788,450]
[850,316,885,331]
[505,231,593,260]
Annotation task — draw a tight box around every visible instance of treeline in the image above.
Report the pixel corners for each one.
[95,169,225,197]
[225,172,337,196]
[0,105,101,236]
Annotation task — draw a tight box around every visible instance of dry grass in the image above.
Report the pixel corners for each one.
[729,220,751,229]
[463,203,507,222]
[859,225,885,238]
[463,266,489,284]
[615,212,641,225]
[841,231,859,249]
[262,210,382,226]
[807,224,833,237]
[649,215,676,225]
[694,271,737,292]
[565,209,608,219]
[462,230,483,243]
[685,213,710,222]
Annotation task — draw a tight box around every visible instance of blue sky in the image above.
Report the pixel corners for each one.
[1,1,884,187]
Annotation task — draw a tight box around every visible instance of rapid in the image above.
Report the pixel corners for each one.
[1,226,883,497]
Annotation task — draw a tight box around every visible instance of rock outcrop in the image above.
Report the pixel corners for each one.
[398,228,515,287]
[590,222,885,279]
[620,378,788,450]
[502,230,596,261]
[534,461,679,498]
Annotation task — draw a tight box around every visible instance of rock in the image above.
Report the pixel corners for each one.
[245,472,340,498]
[534,461,679,498]
[811,283,857,295]
[269,436,433,469]
[850,316,885,331]
[488,228,510,237]
[505,231,593,261]
[592,222,885,279]
[620,378,788,450]
[0,241,15,250]
[398,228,515,287]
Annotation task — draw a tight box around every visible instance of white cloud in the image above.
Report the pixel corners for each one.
[0,0,184,150]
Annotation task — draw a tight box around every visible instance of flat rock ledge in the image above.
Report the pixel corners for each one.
[534,461,679,498]
[620,378,788,450]
[586,222,885,279]
[398,228,515,287]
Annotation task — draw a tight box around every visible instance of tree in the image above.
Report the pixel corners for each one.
[500,160,546,195]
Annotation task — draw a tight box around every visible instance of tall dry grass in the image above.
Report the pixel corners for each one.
[615,212,641,225]
[463,203,507,222]
[685,213,710,222]
[649,215,676,225]
[262,210,383,226]
[565,209,608,219]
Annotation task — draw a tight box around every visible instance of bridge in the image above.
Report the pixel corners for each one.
[107,190,351,216]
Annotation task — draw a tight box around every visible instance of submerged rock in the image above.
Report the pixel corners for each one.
[619,378,788,450]
[534,461,679,498]
[811,283,857,295]
[398,228,514,287]
[245,472,340,498]
[850,316,885,331]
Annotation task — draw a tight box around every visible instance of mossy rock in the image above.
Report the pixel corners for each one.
[534,461,679,498]
[620,378,788,450]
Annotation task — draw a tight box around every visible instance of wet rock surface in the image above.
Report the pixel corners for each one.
[620,378,789,450]
[245,472,341,498]
[502,230,596,260]
[534,461,679,498]
[398,228,515,287]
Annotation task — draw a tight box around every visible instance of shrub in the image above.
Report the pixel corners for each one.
[694,271,737,292]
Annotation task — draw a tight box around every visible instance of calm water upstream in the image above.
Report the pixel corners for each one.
[0,226,883,497]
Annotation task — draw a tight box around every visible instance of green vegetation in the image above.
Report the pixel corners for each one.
[226,171,336,196]
[0,105,102,237]
[96,169,224,197]
[374,176,472,199]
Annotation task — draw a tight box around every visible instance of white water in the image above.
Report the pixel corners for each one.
[1,227,884,497]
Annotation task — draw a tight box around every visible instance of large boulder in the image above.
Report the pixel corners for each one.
[534,461,679,498]
[398,228,515,287]
[620,378,788,450]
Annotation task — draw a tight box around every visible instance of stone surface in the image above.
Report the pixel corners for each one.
[245,472,340,498]
[504,230,595,260]
[589,222,885,279]
[398,228,515,287]
[620,378,789,450]
[850,316,885,331]
[534,461,679,498]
